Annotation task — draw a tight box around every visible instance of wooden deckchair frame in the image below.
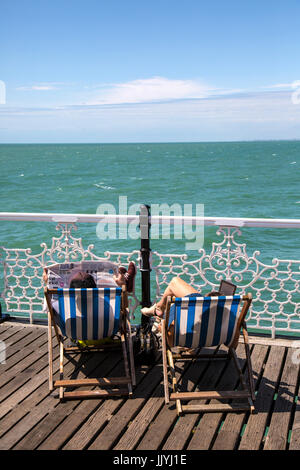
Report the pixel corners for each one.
[44,285,136,401]
[161,293,255,415]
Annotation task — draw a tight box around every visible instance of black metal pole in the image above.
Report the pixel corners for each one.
[0,301,10,324]
[139,204,151,329]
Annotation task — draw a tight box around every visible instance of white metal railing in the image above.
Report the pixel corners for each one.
[1,212,300,338]
[1,211,300,228]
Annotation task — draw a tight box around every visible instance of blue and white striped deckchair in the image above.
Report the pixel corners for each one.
[161,293,255,415]
[56,287,122,341]
[173,295,244,349]
[45,286,135,400]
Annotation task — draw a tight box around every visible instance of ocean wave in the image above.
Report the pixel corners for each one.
[93,183,116,190]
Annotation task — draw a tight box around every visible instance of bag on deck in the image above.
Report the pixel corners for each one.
[133,321,160,365]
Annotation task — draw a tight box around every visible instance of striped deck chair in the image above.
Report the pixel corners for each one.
[44,286,135,400]
[161,293,255,415]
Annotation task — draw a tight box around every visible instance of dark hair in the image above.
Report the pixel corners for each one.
[70,271,97,288]
[206,291,221,297]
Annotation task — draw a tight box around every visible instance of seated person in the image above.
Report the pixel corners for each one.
[113,262,136,292]
[43,261,136,292]
[69,271,97,288]
[43,264,136,343]
[141,276,220,347]
[141,276,202,318]
[45,270,125,347]
[45,271,97,321]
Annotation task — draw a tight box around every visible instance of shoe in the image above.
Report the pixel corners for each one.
[141,303,164,317]
[124,261,136,293]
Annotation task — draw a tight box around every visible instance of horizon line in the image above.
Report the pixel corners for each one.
[0,138,300,145]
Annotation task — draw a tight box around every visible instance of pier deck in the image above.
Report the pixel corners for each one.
[0,322,299,451]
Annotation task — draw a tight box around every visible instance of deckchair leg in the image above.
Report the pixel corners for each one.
[242,322,255,402]
[48,311,54,392]
[121,330,132,396]
[161,319,169,404]
[59,340,64,401]
[167,348,182,415]
[127,318,136,387]
[121,287,133,394]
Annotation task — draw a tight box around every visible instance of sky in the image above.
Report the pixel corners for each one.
[1,0,300,143]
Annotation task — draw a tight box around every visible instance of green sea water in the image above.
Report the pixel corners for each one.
[0,141,300,328]
[1,141,299,254]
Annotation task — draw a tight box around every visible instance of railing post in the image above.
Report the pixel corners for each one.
[139,204,152,329]
[0,301,11,324]
[0,258,11,323]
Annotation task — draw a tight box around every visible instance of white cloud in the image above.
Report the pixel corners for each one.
[32,85,56,90]
[262,81,300,90]
[4,77,300,143]
[16,83,58,91]
[2,87,300,143]
[87,76,212,105]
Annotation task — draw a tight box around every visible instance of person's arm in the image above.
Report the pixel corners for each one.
[43,268,48,284]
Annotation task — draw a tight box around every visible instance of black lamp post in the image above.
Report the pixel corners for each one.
[139,204,151,330]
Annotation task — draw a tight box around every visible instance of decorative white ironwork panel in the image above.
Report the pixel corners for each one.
[1,223,300,338]
[152,227,300,338]
[0,223,140,322]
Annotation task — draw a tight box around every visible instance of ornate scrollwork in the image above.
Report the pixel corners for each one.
[0,224,140,322]
[153,226,300,338]
[1,223,300,336]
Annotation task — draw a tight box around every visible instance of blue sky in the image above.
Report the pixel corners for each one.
[1,0,300,142]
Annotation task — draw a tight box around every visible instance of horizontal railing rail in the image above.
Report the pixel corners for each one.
[1,211,300,228]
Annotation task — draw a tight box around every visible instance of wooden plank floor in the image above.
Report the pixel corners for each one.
[0,322,299,451]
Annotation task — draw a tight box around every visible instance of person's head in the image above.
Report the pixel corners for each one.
[70,271,97,288]
[206,291,221,297]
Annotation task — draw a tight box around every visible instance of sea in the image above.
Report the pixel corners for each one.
[0,141,300,326]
